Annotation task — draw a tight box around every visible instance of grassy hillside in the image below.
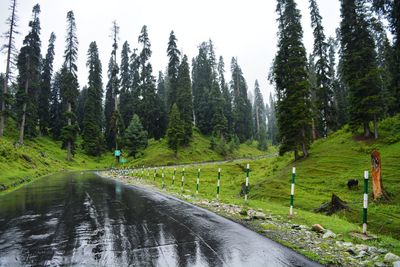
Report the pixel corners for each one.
[0,136,113,194]
[122,117,400,254]
[0,127,269,194]
[123,129,269,167]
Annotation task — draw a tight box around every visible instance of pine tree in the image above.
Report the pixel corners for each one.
[123,114,148,158]
[119,41,133,127]
[328,37,348,128]
[167,104,184,155]
[218,56,234,136]
[105,21,123,150]
[15,4,41,144]
[38,32,55,136]
[157,71,167,108]
[166,31,181,112]
[340,0,382,138]
[175,55,193,144]
[49,71,63,139]
[370,0,400,113]
[252,80,267,142]
[82,41,104,156]
[192,41,222,135]
[270,0,312,159]
[137,25,166,140]
[266,93,278,145]
[309,0,335,137]
[61,10,79,160]
[230,57,252,142]
[76,86,87,131]
[1,0,18,137]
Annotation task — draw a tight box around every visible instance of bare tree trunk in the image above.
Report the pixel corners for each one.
[0,0,17,137]
[19,78,29,145]
[364,122,371,138]
[301,127,309,157]
[311,118,317,141]
[294,149,299,161]
[67,102,72,161]
[373,115,378,140]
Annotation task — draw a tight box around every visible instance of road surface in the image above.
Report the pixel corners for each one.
[0,172,321,266]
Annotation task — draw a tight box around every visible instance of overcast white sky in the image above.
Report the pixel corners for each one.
[0,0,341,101]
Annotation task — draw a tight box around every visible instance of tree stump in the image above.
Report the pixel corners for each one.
[315,193,350,215]
[371,151,389,201]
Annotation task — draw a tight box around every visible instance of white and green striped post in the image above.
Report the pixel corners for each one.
[289,167,296,217]
[162,167,165,189]
[196,168,201,194]
[172,168,176,185]
[181,168,185,192]
[154,168,157,181]
[217,168,221,199]
[363,170,369,234]
[245,164,250,201]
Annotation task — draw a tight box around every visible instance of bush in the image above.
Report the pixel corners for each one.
[379,114,400,144]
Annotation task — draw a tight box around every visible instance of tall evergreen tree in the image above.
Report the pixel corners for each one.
[230,57,252,142]
[166,31,181,112]
[327,37,348,128]
[82,41,104,156]
[252,80,267,141]
[137,25,166,139]
[266,93,278,145]
[123,114,148,158]
[1,0,18,137]
[370,0,400,113]
[105,21,123,150]
[61,10,79,160]
[175,55,193,144]
[119,41,133,127]
[218,56,234,135]
[15,4,41,144]
[49,71,63,139]
[76,86,87,131]
[270,0,312,159]
[308,0,335,137]
[340,0,382,138]
[38,32,55,136]
[167,104,184,155]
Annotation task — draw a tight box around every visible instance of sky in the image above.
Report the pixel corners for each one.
[0,0,341,102]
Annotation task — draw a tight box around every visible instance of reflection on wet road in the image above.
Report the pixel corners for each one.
[0,172,321,266]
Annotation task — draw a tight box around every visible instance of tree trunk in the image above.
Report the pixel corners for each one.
[294,150,299,161]
[19,74,29,145]
[311,118,317,141]
[373,115,378,140]
[0,0,17,137]
[301,127,309,157]
[67,102,72,161]
[364,122,371,138]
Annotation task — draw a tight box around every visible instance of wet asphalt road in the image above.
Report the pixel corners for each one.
[0,172,322,266]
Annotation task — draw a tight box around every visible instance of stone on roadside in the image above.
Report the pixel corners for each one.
[393,261,400,267]
[384,253,400,263]
[311,224,325,233]
[374,262,386,267]
[322,230,337,239]
[355,244,369,252]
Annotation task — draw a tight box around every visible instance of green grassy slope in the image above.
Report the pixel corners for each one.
[124,129,268,167]
[0,136,113,194]
[128,119,400,254]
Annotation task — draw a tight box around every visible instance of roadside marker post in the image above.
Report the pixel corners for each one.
[162,167,165,189]
[181,168,185,193]
[142,166,144,178]
[289,167,296,218]
[217,168,221,199]
[154,168,157,181]
[196,168,201,194]
[147,167,150,178]
[363,171,369,234]
[245,164,250,201]
[172,168,176,185]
